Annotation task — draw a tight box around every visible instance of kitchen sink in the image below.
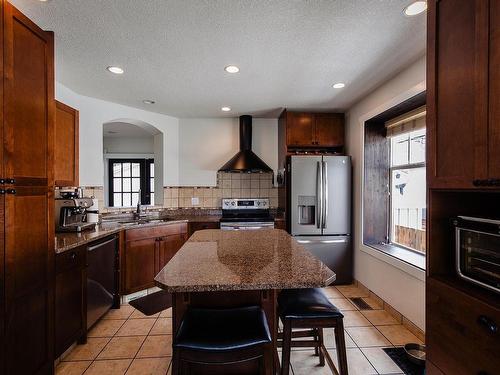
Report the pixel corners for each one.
[116,218,171,226]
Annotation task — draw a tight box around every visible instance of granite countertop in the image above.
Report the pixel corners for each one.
[167,215,221,223]
[55,223,123,254]
[154,229,336,293]
[55,219,189,254]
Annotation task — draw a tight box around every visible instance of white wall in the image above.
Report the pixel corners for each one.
[56,82,180,187]
[345,55,426,329]
[178,118,278,186]
[57,82,278,189]
[103,136,154,154]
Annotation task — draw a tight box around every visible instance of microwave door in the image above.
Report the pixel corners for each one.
[322,156,351,236]
[291,155,322,235]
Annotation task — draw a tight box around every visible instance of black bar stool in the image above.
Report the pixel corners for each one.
[278,288,348,375]
[172,306,274,375]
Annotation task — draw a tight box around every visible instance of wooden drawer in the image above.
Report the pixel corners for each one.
[125,222,187,242]
[427,278,500,375]
[56,246,85,274]
[188,221,219,236]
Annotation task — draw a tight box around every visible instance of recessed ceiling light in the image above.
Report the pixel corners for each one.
[224,65,240,74]
[142,100,155,105]
[404,1,427,16]
[106,66,124,75]
[221,107,231,112]
[333,83,345,89]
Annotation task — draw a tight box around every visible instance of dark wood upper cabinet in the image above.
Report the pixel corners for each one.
[1,1,55,374]
[427,0,500,189]
[314,113,344,147]
[280,110,345,150]
[487,1,500,180]
[286,112,315,146]
[55,101,79,187]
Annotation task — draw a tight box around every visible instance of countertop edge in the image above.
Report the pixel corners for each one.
[154,277,337,293]
[55,218,190,254]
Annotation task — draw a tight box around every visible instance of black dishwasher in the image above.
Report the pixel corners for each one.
[87,235,119,329]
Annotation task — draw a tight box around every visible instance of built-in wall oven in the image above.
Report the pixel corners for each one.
[220,198,275,230]
[454,216,500,294]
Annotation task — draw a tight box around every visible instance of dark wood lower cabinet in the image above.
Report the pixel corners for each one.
[158,233,188,271]
[55,246,86,358]
[123,223,188,294]
[188,221,219,237]
[426,278,500,375]
[124,237,157,294]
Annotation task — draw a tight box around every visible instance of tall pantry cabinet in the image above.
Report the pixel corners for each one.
[0,1,55,374]
[426,1,500,374]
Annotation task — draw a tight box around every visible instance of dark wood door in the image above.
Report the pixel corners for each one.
[427,0,488,188]
[487,1,500,180]
[314,114,344,147]
[125,238,157,293]
[157,233,188,272]
[55,101,79,187]
[286,112,314,147]
[2,2,55,375]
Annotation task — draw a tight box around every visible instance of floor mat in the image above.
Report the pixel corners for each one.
[128,290,172,316]
[383,347,425,375]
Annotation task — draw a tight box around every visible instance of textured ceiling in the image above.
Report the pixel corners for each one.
[11,0,426,118]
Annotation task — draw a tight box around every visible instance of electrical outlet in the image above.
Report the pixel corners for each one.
[191,197,200,206]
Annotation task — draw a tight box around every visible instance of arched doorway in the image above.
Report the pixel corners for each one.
[103,119,164,207]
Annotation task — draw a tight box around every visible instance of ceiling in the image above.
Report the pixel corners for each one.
[11,0,426,118]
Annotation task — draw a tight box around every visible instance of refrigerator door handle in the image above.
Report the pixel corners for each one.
[322,161,328,229]
[296,238,348,244]
[316,161,323,229]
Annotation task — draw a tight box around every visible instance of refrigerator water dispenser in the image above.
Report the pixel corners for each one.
[297,195,316,225]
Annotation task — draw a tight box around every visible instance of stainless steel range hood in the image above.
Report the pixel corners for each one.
[218,115,273,173]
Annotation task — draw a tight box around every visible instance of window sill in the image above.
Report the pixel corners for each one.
[361,242,426,280]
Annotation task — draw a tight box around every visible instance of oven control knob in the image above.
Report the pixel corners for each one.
[256,201,261,206]
[231,201,235,206]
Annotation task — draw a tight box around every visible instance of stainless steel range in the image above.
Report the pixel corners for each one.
[220,198,275,230]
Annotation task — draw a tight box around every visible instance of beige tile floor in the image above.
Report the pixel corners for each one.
[56,284,423,375]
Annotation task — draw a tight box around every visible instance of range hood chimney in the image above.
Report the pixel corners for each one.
[218,115,273,173]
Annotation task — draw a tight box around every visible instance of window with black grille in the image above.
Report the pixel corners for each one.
[108,159,154,207]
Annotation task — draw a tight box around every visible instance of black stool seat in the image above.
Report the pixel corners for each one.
[278,288,343,320]
[175,306,271,352]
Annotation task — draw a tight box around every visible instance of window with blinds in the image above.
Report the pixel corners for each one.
[386,106,426,253]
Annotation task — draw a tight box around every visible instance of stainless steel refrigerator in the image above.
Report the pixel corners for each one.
[290,155,352,284]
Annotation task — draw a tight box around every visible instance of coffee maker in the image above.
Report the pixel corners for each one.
[55,190,97,232]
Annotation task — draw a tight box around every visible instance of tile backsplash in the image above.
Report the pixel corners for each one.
[164,172,278,208]
[81,172,278,212]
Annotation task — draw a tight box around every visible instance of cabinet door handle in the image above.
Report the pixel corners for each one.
[477,315,498,334]
[473,179,500,186]
[0,189,5,195]
[5,189,16,195]
[5,178,15,184]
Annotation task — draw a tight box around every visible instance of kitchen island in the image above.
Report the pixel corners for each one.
[154,228,335,374]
